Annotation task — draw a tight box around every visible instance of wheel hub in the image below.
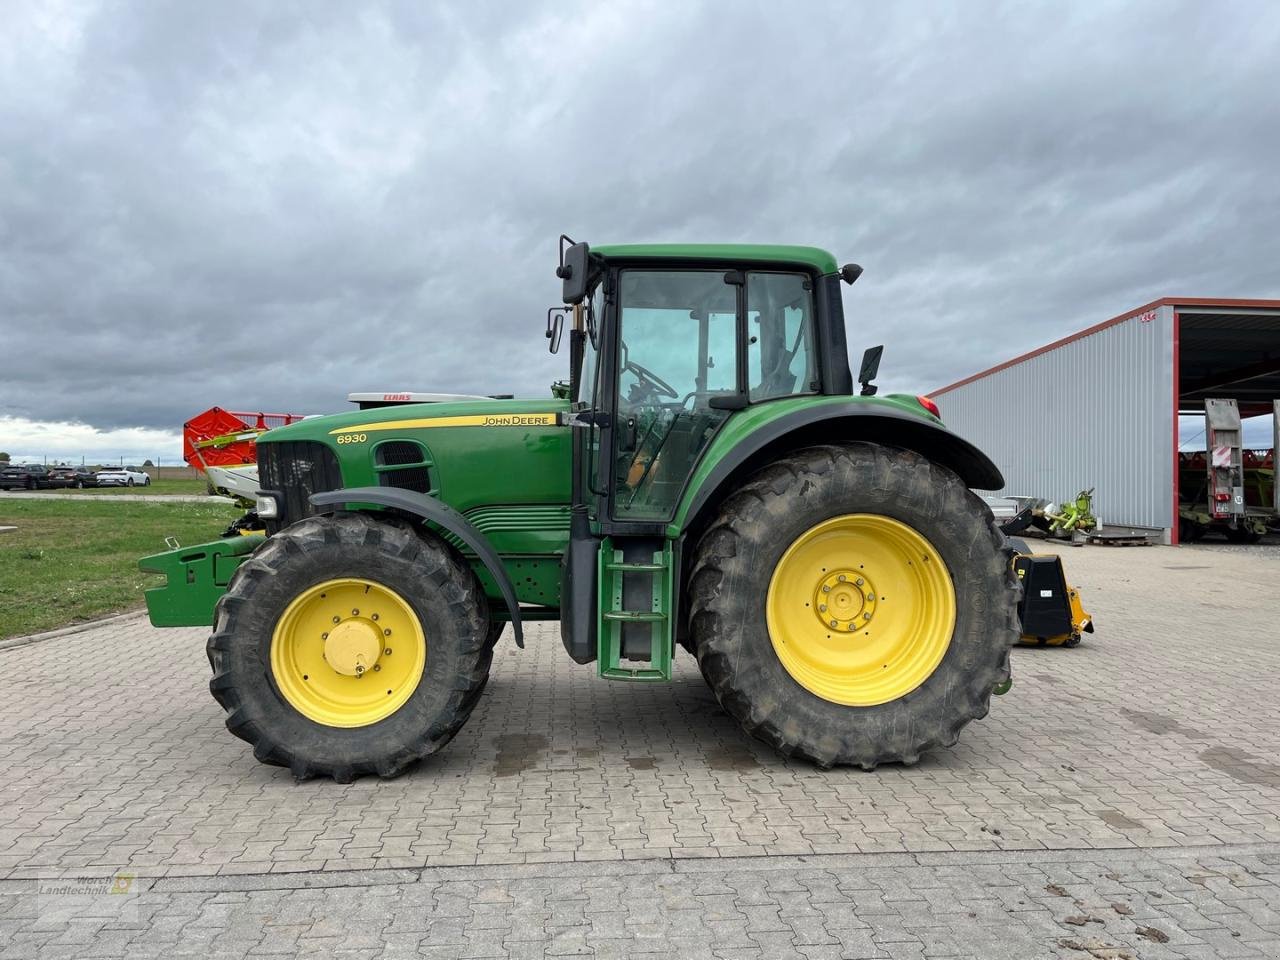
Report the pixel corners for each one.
[269,578,426,728]
[765,514,956,707]
[324,619,383,677]
[814,570,877,632]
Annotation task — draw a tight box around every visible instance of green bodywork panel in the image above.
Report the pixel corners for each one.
[270,398,572,518]
[272,397,574,595]
[592,243,839,275]
[139,534,263,626]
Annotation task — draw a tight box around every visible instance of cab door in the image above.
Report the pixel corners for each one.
[608,269,740,523]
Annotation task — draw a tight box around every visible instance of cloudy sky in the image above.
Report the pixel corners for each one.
[3,0,1279,462]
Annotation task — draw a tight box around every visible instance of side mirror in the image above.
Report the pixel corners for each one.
[545,307,566,354]
[556,237,591,305]
[858,345,883,396]
[840,263,864,285]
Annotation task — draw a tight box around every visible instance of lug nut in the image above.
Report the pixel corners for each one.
[373,664,381,672]
[838,574,846,582]
[352,608,359,616]
[855,577,864,586]
[322,632,329,640]
[819,604,827,612]
[821,585,830,593]
[371,614,379,621]
[867,593,874,601]
[830,619,838,628]
[332,615,341,624]
[383,628,392,637]
[863,612,872,621]
[384,648,392,655]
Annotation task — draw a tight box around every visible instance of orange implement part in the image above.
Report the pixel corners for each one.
[182,407,305,471]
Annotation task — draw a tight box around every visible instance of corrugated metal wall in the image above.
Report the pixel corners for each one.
[934,305,1175,533]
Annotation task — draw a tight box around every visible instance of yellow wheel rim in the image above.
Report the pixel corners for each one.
[270,578,427,727]
[766,514,955,707]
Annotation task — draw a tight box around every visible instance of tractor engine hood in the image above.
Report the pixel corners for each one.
[262,397,571,443]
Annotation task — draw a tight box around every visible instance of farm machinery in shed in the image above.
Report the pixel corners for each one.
[1178,398,1279,543]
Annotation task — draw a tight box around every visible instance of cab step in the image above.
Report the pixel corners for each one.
[597,538,673,681]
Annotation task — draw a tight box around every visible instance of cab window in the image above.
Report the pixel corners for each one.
[747,273,817,401]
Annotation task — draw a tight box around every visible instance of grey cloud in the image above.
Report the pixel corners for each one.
[2,0,1279,434]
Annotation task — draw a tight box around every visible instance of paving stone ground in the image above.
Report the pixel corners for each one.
[2,539,1278,957]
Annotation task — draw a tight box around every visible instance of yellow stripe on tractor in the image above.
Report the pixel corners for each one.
[330,413,559,435]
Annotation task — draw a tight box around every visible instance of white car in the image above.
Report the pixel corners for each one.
[94,466,151,487]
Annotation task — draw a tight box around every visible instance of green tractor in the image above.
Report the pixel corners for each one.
[141,240,1020,780]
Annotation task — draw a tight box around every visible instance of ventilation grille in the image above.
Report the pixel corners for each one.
[377,441,424,466]
[375,441,433,495]
[257,440,342,533]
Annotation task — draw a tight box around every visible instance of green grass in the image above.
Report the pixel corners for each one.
[34,477,212,496]
[0,498,242,639]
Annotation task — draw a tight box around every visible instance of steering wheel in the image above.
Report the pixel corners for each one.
[622,358,678,402]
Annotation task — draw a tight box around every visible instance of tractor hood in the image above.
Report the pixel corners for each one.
[260,397,570,444]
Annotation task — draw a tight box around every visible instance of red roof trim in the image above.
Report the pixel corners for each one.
[930,297,1280,396]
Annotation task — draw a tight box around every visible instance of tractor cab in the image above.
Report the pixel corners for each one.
[553,241,872,675]
[559,241,858,525]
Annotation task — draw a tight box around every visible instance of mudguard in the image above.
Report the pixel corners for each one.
[309,487,525,647]
[677,403,1004,537]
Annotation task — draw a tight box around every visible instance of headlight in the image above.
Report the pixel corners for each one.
[255,495,279,519]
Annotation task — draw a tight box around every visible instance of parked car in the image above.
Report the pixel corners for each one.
[0,463,54,490]
[94,466,151,487]
[49,466,98,489]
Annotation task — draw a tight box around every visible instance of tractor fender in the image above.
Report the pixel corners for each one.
[678,405,1004,540]
[309,486,524,648]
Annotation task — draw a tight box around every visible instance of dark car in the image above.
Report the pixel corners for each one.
[49,466,97,489]
[0,464,54,490]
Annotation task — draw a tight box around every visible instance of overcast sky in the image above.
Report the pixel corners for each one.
[3,0,1280,462]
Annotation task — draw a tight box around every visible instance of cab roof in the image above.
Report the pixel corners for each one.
[591,243,839,276]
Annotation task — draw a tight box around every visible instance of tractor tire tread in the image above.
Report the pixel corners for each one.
[689,442,1020,769]
[208,511,490,781]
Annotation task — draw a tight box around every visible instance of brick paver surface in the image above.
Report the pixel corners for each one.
[2,540,1278,957]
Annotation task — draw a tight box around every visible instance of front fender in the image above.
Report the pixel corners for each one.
[310,487,526,647]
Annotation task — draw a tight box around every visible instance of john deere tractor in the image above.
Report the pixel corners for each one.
[141,240,1020,780]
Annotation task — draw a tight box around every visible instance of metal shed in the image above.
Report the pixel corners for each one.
[931,298,1280,543]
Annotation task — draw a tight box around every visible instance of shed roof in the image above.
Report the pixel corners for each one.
[932,298,1280,400]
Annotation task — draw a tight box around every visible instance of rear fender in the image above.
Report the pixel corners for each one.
[677,405,1003,540]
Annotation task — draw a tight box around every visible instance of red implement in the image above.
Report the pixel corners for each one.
[183,407,305,471]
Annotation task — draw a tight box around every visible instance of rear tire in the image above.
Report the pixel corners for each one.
[689,443,1019,769]
[209,512,492,781]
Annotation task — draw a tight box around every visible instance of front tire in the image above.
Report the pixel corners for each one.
[689,443,1019,769]
[209,511,492,780]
